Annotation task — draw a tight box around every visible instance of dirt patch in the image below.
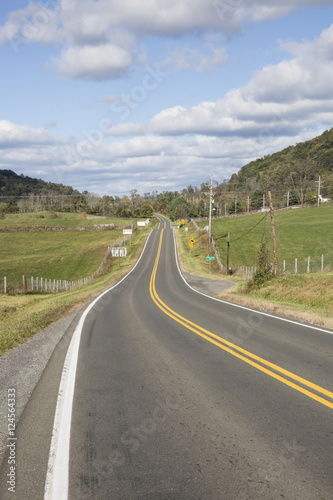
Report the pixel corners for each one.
[184,273,235,296]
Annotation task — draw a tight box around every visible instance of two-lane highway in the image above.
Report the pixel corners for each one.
[0,216,332,499]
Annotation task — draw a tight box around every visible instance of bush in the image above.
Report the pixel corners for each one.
[45,212,58,219]
[247,237,273,290]
[79,212,87,220]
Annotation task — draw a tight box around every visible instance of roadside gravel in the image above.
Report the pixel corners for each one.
[0,306,84,466]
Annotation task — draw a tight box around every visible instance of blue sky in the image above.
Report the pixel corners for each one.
[1,1,333,195]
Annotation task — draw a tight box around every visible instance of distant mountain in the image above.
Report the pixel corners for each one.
[225,128,333,202]
[0,170,80,197]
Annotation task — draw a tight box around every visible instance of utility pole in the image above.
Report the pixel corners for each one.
[234,198,237,214]
[315,176,321,207]
[263,193,266,211]
[285,191,289,207]
[268,191,279,276]
[208,174,213,248]
[227,232,230,274]
[247,196,250,213]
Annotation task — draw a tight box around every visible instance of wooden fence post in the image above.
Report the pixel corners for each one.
[295,258,297,274]
[4,277,7,294]
[22,275,27,292]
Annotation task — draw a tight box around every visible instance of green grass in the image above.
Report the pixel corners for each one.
[0,212,139,228]
[199,206,333,273]
[0,222,156,356]
[175,215,333,327]
[175,224,242,285]
[0,212,153,289]
[0,229,127,287]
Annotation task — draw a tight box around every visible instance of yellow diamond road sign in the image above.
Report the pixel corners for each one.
[190,238,195,243]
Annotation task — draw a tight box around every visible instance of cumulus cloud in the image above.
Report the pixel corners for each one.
[1,0,331,79]
[49,40,134,80]
[0,120,64,148]
[151,23,333,139]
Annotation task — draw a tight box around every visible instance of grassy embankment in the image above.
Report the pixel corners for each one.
[0,213,156,356]
[175,207,333,329]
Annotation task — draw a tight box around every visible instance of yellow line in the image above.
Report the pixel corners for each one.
[149,226,333,410]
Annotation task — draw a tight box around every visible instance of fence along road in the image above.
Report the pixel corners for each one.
[0,216,332,499]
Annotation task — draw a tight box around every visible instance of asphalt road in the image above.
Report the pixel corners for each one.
[0,216,332,499]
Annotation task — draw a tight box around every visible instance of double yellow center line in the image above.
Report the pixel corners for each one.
[149,226,333,410]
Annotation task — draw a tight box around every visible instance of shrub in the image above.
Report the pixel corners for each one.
[247,237,273,290]
[45,212,58,219]
[79,212,87,220]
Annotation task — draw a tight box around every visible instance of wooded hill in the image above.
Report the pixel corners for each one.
[1,127,333,217]
[0,170,80,197]
[224,128,333,205]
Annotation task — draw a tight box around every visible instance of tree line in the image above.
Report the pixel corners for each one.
[1,127,332,220]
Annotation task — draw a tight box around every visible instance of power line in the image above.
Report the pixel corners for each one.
[229,212,269,242]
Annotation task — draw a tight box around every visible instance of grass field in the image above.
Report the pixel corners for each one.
[174,211,333,328]
[0,217,156,356]
[0,212,136,228]
[0,212,151,290]
[198,206,333,273]
[0,229,125,288]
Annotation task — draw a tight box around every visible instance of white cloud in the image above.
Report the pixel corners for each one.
[162,39,227,73]
[49,40,134,80]
[151,24,333,139]
[1,0,331,79]
[0,120,64,148]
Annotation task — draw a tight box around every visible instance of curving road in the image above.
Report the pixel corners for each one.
[1,216,332,499]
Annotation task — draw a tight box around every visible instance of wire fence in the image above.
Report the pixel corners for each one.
[1,233,133,294]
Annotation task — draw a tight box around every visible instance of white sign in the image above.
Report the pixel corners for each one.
[137,221,145,226]
[123,229,132,235]
[111,247,127,257]
[185,227,188,232]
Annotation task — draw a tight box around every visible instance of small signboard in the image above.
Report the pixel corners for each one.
[206,256,215,260]
[190,238,195,244]
[123,229,132,235]
[189,243,194,248]
[137,221,145,226]
[112,247,127,257]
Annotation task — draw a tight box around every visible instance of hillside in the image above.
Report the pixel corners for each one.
[0,169,80,197]
[224,128,333,206]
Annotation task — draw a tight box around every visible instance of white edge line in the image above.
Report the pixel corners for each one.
[170,222,333,336]
[44,230,154,500]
